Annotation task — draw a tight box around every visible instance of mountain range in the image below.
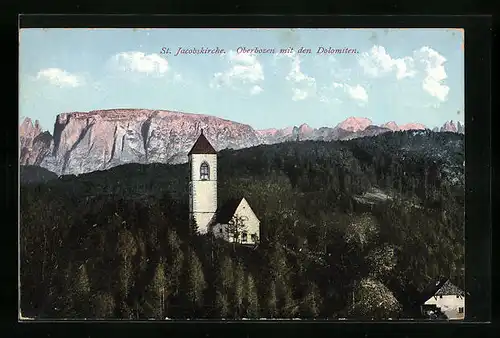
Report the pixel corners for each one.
[19,109,465,176]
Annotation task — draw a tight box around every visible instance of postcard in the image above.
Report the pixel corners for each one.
[19,27,465,321]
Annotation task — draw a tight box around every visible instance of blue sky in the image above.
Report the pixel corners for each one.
[19,28,464,131]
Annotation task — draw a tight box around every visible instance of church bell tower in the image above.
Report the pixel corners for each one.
[188,129,218,234]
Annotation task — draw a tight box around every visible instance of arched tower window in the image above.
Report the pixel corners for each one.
[200,161,210,180]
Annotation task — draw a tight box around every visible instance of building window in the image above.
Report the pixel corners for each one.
[251,234,257,242]
[439,295,443,298]
[200,162,210,180]
[242,232,247,242]
[219,228,223,234]
[458,307,464,313]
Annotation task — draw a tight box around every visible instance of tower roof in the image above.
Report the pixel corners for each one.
[420,278,465,304]
[188,129,217,155]
[215,198,243,224]
[434,280,464,296]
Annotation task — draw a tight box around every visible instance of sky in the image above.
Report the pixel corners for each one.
[19,28,464,131]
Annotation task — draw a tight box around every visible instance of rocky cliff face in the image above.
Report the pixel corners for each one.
[19,118,53,166]
[19,117,42,149]
[19,109,464,176]
[22,109,260,175]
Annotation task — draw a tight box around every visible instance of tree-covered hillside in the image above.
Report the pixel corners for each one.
[19,130,464,320]
[20,165,58,184]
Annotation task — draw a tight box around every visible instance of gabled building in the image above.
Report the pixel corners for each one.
[188,130,260,244]
[212,197,260,245]
[421,278,465,320]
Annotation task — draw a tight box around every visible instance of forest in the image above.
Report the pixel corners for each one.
[19,130,465,320]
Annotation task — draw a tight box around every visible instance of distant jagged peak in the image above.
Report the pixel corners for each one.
[258,124,315,136]
[336,116,372,132]
[256,128,279,136]
[399,122,427,131]
[19,117,43,137]
[298,123,314,134]
[21,116,33,125]
[440,120,458,132]
[380,121,399,131]
[20,116,41,128]
[280,126,294,135]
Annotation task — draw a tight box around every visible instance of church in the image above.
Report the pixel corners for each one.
[188,129,261,245]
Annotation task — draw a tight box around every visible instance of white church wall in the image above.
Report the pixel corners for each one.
[234,198,260,244]
[424,295,465,320]
[212,198,260,245]
[194,212,216,234]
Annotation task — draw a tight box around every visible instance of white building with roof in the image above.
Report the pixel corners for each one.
[187,130,260,244]
[422,279,465,320]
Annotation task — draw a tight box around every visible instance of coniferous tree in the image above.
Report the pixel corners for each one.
[277,279,297,318]
[118,259,133,299]
[214,290,229,318]
[165,229,184,297]
[300,282,321,318]
[266,280,278,318]
[183,248,206,317]
[117,229,137,299]
[231,262,245,318]
[143,259,169,319]
[71,263,92,318]
[92,292,116,318]
[244,272,259,318]
[212,254,233,318]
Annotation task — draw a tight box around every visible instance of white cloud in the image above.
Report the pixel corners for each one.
[291,88,309,101]
[321,82,368,105]
[211,50,264,95]
[414,46,449,102]
[35,68,83,87]
[286,55,313,84]
[112,51,169,76]
[346,84,369,102]
[250,85,263,95]
[319,96,342,104]
[359,45,450,102]
[359,45,416,80]
[281,51,316,101]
